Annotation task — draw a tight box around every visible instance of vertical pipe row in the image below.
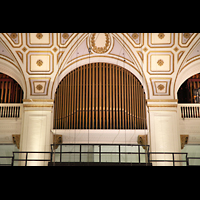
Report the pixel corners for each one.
[54,63,147,129]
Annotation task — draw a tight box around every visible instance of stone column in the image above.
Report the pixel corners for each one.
[19,99,54,166]
[147,100,181,166]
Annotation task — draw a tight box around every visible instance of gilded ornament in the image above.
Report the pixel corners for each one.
[62,33,69,39]
[143,47,148,52]
[36,84,43,91]
[174,47,179,52]
[157,84,165,91]
[157,59,164,66]
[22,47,27,52]
[10,33,17,39]
[158,33,165,39]
[53,135,63,150]
[180,135,189,149]
[183,33,191,39]
[12,134,20,149]
[90,33,110,54]
[137,135,148,150]
[36,33,43,39]
[36,59,43,67]
[53,47,58,52]
[132,33,139,39]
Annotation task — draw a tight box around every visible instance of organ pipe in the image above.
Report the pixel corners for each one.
[0,73,23,103]
[54,63,147,129]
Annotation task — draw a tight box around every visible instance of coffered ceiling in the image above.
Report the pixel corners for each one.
[0,33,200,100]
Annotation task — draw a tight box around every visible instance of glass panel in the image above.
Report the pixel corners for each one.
[100,145,119,162]
[0,144,18,166]
[181,144,200,166]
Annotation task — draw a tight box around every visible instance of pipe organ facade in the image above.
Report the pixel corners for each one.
[54,62,147,129]
[1,33,200,166]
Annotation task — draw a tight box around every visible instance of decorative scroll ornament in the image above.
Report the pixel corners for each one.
[89,33,111,54]
[137,135,148,150]
[53,134,63,150]
[180,135,189,149]
[12,134,20,149]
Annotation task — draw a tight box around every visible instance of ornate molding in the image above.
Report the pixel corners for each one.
[158,33,165,39]
[137,135,148,150]
[23,99,54,102]
[157,59,164,66]
[52,134,63,150]
[89,33,111,54]
[12,134,20,149]
[180,135,189,149]
[36,33,43,40]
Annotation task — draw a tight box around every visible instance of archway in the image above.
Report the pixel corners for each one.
[52,55,148,100]
[0,72,23,103]
[0,58,26,99]
[175,59,200,99]
[178,73,200,103]
[54,62,147,130]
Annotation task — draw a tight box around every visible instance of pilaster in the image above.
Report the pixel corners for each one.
[19,99,54,166]
[147,99,181,166]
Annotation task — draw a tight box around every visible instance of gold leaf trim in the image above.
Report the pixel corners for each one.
[90,33,110,54]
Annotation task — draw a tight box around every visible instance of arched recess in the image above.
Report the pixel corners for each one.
[0,58,26,98]
[52,33,148,99]
[175,59,200,99]
[54,62,147,130]
[52,55,149,100]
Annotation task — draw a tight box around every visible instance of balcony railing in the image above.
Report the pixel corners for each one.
[0,103,23,118]
[178,104,200,119]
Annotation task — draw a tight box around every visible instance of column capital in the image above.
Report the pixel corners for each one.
[23,99,54,110]
[146,99,178,111]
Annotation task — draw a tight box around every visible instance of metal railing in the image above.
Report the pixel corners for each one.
[0,103,22,118]
[11,151,52,166]
[50,143,150,165]
[1,143,200,166]
[178,104,200,119]
[148,152,189,166]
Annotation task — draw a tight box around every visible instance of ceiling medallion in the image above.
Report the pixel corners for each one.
[183,33,191,39]
[158,33,165,39]
[157,84,165,91]
[36,59,43,67]
[36,33,43,39]
[10,33,18,39]
[36,84,43,91]
[62,33,69,40]
[157,59,164,66]
[132,33,139,39]
[90,33,111,54]
[22,47,27,52]
[174,47,179,52]
[143,47,148,52]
